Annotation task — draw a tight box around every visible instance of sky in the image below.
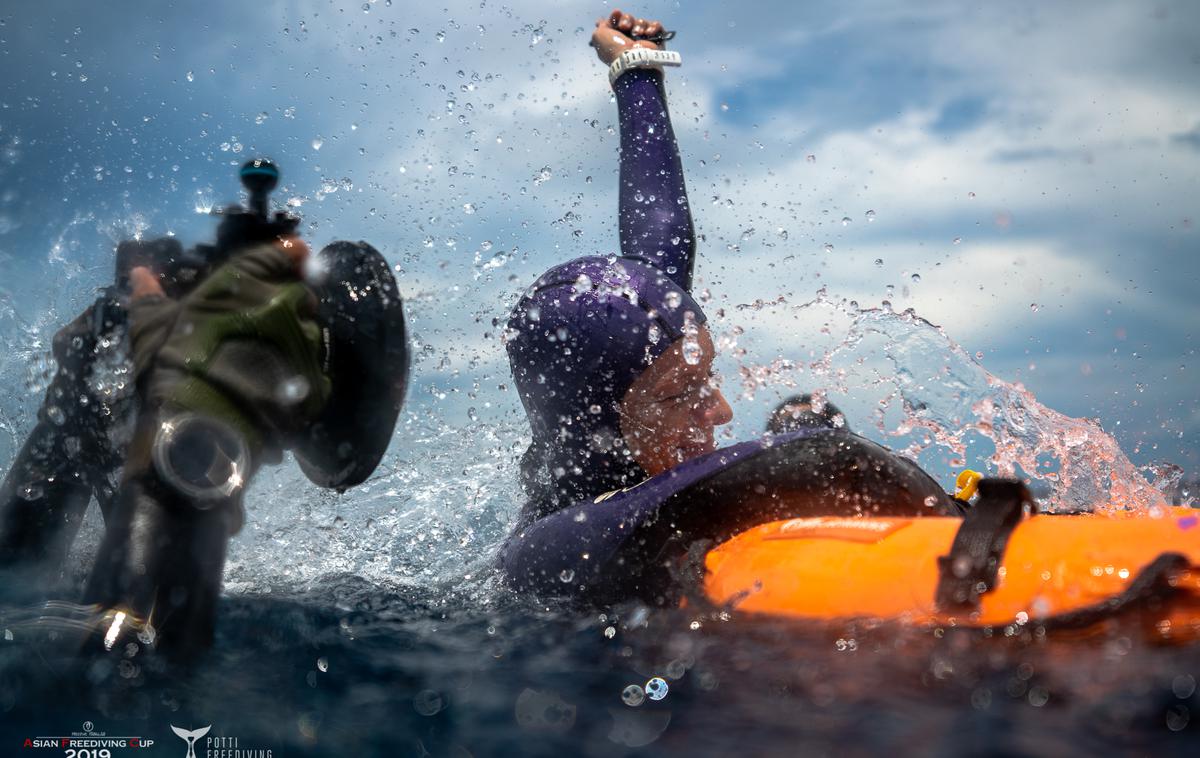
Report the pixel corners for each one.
[0,0,1197,482]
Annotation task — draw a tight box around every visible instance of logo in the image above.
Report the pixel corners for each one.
[769,517,909,543]
[19,720,154,751]
[167,724,273,758]
[171,725,210,758]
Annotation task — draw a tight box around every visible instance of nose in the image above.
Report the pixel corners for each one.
[705,388,734,426]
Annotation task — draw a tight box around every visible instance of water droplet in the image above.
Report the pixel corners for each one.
[317,657,328,672]
[186,70,194,82]
[822,243,834,254]
[664,291,682,309]
[1030,303,1039,313]
[46,406,66,426]
[558,568,575,583]
[621,684,645,707]
[953,236,962,245]
[720,103,729,112]
[276,376,311,404]
[413,690,444,716]
[865,210,876,222]
[841,216,852,226]
[311,136,324,151]
[645,677,669,701]
[911,273,921,283]
[462,203,475,214]
[604,626,616,639]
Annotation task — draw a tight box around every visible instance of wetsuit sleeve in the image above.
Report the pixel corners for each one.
[614,68,696,291]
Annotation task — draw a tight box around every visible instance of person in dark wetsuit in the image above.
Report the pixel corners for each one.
[506,9,732,529]
[501,11,961,601]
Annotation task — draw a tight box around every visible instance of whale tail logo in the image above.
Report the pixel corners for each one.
[171,725,211,758]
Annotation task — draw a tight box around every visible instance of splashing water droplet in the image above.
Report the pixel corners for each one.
[645,677,669,701]
[621,685,645,707]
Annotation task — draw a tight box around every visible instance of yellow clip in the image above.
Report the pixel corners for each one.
[955,469,982,502]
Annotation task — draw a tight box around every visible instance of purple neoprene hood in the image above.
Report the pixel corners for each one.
[506,254,705,516]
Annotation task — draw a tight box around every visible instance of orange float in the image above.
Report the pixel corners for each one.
[703,504,1200,642]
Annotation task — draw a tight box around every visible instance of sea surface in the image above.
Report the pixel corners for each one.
[1,571,1199,757]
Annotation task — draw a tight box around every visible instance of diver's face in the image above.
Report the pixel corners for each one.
[618,325,734,477]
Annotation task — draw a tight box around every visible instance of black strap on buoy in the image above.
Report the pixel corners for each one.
[1036,552,1189,631]
[935,479,1036,612]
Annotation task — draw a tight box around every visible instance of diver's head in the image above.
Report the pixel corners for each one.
[507,256,732,509]
[766,393,847,434]
[618,324,732,476]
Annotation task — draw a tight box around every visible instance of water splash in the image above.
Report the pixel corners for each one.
[735,292,1169,512]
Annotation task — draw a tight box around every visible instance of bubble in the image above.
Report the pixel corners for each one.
[46,405,66,426]
[621,684,645,707]
[19,483,44,501]
[413,690,444,716]
[558,568,575,583]
[645,677,669,701]
[317,657,328,672]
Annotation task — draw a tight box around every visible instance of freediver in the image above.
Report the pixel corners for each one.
[506,9,734,529]
[501,10,962,602]
[1,160,409,654]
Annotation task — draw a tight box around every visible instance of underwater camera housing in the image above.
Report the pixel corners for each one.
[113,159,300,299]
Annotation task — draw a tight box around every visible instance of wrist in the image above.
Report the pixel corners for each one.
[609,48,681,88]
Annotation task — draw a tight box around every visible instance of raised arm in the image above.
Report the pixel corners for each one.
[594,10,696,291]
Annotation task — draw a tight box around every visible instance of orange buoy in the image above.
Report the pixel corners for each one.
[704,506,1200,641]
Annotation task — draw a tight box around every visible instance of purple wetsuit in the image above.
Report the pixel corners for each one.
[506,68,703,526]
